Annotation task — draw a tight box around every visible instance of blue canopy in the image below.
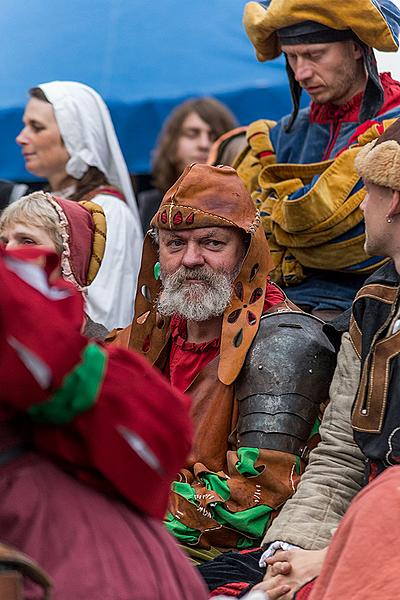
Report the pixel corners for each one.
[0,0,292,180]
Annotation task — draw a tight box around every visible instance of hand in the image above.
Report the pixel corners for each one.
[252,547,328,599]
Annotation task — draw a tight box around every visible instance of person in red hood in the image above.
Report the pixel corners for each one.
[0,190,109,339]
[0,244,207,600]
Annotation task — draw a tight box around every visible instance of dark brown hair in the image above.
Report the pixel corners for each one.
[152,97,237,193]
[29,87,110,201]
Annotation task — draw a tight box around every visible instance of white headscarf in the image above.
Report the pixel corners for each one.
[38,81,140,219]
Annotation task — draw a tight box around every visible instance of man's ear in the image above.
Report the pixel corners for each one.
[351,42,363,61]
[387,189,400,219]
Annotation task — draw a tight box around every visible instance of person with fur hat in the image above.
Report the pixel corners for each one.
[115,163,337,560]
[0,243,207,600]
[235,0,400,321]
[208,117,400,599]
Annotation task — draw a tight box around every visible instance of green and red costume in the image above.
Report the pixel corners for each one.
[0,245,206,599]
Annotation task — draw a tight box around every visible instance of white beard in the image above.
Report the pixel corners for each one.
[157,265,235,321]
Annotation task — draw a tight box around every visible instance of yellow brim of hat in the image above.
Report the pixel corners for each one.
[244,0,398,62]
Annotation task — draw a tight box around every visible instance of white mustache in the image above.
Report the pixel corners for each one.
[157,266,234,321]
[162,265,223,289]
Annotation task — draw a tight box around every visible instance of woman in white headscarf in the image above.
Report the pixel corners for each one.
[16,81,143,331]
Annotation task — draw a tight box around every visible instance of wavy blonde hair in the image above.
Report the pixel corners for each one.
[0,191,63,253]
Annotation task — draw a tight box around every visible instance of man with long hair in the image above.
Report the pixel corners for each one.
[138,98,237,232]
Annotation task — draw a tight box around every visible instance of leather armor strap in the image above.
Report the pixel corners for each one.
[238,431,311,458]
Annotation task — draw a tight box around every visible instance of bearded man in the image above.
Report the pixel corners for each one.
[117,163,337,561]
[235,0,400,321]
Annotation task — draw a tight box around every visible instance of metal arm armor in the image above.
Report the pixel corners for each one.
[236,311,337,457]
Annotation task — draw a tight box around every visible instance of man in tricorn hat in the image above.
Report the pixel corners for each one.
[117,163,337,559]
[206,118,400,598]
[235,0,400,321]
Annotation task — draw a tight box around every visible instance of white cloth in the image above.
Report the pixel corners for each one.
[83,193,142,331]
[259,541,300,568]
[38,80,141,222]
[38,80,143,330]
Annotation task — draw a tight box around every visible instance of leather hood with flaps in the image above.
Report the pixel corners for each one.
[128,163,274,385]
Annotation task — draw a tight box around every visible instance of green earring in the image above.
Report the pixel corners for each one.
[154,261,161,280]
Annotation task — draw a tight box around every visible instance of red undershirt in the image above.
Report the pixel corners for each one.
[167,282,285,393]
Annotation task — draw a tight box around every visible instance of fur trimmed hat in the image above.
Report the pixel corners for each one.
[355,118,400,190]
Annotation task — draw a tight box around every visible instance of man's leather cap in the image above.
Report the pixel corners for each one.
[129,163,274,385]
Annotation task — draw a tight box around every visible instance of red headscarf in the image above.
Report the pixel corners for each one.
[0,246,193,519]
[45,195,96,288]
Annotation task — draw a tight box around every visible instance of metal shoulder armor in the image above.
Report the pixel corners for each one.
[236,311,337,457]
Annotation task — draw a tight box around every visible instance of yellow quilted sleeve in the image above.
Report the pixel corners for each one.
[79,200,107,284]
[256,139,381,285]
[235,119,277,192]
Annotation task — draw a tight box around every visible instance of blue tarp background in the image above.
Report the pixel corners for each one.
[0,0,292,180]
